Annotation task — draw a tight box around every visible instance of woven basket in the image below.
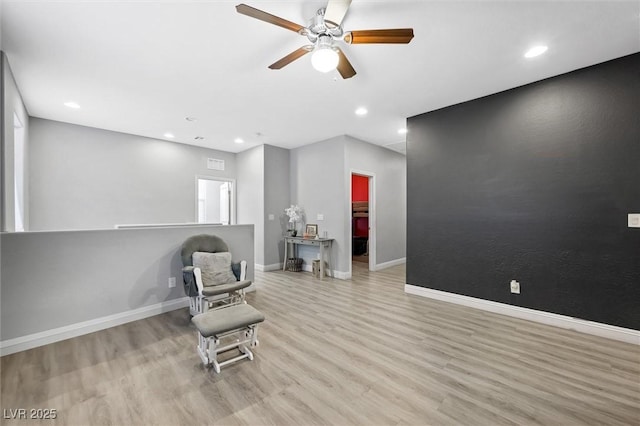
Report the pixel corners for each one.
[286,258,303,272]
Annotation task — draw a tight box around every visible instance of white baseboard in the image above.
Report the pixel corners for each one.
[255,263,282,272]
[405,285,640,345]
[0,297,190,356]
[299,264,350,280]
[375,257,406,271]
[333,270,351,280]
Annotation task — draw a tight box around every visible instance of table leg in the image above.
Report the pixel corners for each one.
[283,239,288,271]
[319,244,325,280]
[326,241,332,278]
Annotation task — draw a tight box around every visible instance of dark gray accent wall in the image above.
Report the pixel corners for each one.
[1,52,5,232]
[407,53,640,330]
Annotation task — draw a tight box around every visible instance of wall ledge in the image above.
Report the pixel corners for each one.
[405,285,640,345]
[0,297,190,356]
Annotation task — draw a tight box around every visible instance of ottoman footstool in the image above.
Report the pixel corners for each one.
[191,304,265,373]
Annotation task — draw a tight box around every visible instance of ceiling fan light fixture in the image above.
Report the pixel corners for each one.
[311,35,339,73]
[311,46,339,73]
[236,2,414,79]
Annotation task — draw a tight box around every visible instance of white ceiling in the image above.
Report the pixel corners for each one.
[2,0,638,154]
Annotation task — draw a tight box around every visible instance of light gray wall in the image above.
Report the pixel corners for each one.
[236,144,289,268]
[28,118,236,230]
[2,52,29,232]
[263,144,290,267]
[289,135,407,276]
[236,145,264,265]
[0,224,254,342]
[290,136,347,273]
[344,136,407,265]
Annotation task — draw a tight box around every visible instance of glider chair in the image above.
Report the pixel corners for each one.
[181,234,251,316]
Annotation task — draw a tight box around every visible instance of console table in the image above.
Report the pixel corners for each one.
[283,237,334,280]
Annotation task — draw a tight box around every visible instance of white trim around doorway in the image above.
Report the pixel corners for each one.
[349,169,376,278]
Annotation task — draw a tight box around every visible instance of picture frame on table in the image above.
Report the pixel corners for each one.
[305,224,318,238]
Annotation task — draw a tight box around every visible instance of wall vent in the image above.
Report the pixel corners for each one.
[207,158,225,171]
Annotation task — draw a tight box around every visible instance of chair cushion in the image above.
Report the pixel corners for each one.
[193,252,237,286]
[192,304,266,337]
[201,280,251,296]
[181,234,229,267]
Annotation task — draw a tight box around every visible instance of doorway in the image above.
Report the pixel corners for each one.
[350,171,375,272]
[196,177,235,225]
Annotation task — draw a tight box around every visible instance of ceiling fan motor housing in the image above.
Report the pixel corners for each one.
[316,34,334,49]
[305,8,344,44]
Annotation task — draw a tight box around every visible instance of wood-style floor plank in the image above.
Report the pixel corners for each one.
[1,263,639,425]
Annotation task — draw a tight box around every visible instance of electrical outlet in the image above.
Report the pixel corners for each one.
[317,213,324,221]
[510,280,520,294]
[628,214,640,228]
[168,277,176,288]
[268,214,275,221]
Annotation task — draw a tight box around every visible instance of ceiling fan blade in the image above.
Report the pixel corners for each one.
[324,0,352,27]
[268,46,313,70]
[236,4,305,33]
[344,29,414,44]
[336,47,356,79]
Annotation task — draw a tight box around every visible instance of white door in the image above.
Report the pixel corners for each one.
[219,182,230,225]
[197,178,234,224]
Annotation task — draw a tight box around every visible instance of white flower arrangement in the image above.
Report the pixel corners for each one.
[284,204,302,223]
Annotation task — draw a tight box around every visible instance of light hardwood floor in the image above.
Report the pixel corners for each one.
[1,263,639,425]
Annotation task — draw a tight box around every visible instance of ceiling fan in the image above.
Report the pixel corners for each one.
[236,0,414,79]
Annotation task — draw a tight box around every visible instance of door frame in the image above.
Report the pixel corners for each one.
[349,169,376,274]
[194,176,236,225]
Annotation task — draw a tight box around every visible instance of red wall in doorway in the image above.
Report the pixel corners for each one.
[352,175,369,238]
[352,175,369,201]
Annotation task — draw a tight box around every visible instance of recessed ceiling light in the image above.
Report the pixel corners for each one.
[164,133,175,138]
[185,116,197,122]
[524,45,548,58]
[398,128,408,135]
[355,107,368,116]
[234,138,244,144]
[194,136,205,140]
[64,101,80,109]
